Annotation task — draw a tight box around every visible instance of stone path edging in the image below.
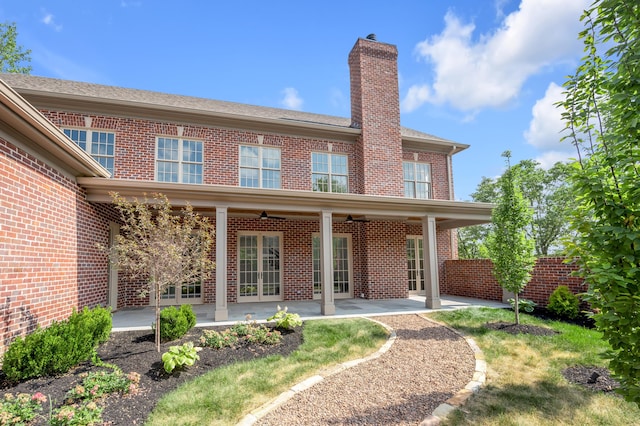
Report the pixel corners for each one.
[236,315,486,426]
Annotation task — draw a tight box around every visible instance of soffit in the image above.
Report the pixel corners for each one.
[78,178,493,229]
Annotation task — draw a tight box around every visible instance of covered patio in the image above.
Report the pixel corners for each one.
[111,295,508,330]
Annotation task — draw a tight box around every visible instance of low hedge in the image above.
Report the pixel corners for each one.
[2,305,112,381]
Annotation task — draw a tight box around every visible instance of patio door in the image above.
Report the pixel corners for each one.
[238,232,283,302]
[407,236,425,295]
[312,234,353,299]
[160,280,203,305]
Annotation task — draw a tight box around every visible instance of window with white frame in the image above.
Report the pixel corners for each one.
[156,137,203,184]
[239,145,281,188]
[63,128,115,174]
[311,152,348,193]
[403,162,432,199]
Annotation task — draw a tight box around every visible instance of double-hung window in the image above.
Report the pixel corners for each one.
[156,137,203,184]
[403,162,431,199]
[311,153,348,193]
[63,129,115,174]
[239,145,281,189]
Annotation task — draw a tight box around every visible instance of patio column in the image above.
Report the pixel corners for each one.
[422,215,441,309]
[320,210,335,315]
[214,206,228,321]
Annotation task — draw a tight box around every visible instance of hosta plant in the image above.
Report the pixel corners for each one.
[267,305,302,330]
[162,342,201,373]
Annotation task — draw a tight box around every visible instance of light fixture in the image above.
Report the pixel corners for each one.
[260,211,268,220]
[346,215,354,223]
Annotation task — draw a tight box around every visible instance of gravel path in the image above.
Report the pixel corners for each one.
[252,314,476,426]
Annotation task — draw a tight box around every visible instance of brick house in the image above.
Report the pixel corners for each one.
[0,37,492,352]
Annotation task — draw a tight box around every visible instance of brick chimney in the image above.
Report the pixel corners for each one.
[349,36,403,197]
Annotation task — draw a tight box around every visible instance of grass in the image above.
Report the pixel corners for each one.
[145,318,389,426]
[427,307,640,426]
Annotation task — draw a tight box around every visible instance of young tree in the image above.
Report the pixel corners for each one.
[487,151,536,325]
[0,22,32,74]
[107,193,215,352]
[560,0,640,404]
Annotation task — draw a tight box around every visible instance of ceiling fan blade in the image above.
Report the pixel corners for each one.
[259,211,286,220]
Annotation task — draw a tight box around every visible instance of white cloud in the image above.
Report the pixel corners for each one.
[535,150,575,169]
[41,12,63,32]
[524,82,572,151]
[402,0,590,112]
[280,87,303,110]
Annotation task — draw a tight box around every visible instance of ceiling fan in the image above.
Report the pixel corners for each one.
[345,214,369,223]
[259,211,286,220]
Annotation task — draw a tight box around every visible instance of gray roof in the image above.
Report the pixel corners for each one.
[0,73,455,144]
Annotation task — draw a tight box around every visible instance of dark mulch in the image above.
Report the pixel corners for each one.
[484,321,559,336]
[0,324,303,425]
[562,366,621,394]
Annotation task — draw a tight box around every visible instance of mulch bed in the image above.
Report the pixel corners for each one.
[0,324,303,425]
[484,321,559,336]
[562,366,620,394]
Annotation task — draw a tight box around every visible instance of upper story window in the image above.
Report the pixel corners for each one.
[311,153,348,193]
[63,128,115,174]
[239,145,281,189]
[403,162,431,199]
[156,137,203,184]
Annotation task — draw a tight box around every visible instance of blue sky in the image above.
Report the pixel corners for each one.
[0,0,591,200]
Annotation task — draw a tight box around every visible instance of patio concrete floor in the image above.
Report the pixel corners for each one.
[111,295,508,331]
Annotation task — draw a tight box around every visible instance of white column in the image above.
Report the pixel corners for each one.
[214,207,229,321]
[320,210,335,315]
[422,215,441,309]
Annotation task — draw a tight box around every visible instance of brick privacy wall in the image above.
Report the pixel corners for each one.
[443,257,586,306]
[0,138,112,356]
[349,38,404,197]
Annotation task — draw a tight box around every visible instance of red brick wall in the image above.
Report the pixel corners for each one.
[360,221,408,299]
[0,138,112,355]
[443,257,586,305]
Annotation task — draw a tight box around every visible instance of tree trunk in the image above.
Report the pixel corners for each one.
[155,286,161,353]
[514,292,520,325]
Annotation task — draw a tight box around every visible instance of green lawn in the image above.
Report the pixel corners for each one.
[145,318,389,426]
[428,307,640,426]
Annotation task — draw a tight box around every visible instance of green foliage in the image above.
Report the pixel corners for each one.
[199,316,283,349]
[461,160,572,258]
[66,370,141,402]
[559,0,640,405]
[487,151,536,325]
[0,392,46,425]
[267,305,302,330]
[508,298,537,313]
[106,193,215,352]
[0,22,31,74]
[162,342,201,374]
[156,305,196,342]
[50,401,103,426]
[2,306,112,381]
[547,285,580,319]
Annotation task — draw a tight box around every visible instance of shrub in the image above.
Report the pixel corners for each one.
[2,306,112,381]
[162,342,201,373]
[508,298,537,313]
[66,370,141,402]
[547,285,580,319]
[267,305,302,330]
[157,305,196,342]
[50,401,103,426]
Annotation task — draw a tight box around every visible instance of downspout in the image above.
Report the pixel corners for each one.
[447,145,457,259]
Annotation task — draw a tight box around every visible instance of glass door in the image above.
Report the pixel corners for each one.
[313,234,353,299]
[238,232,283,302]
[407,236,425,295]
[159,280,203,305]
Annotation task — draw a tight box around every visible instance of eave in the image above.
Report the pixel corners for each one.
[78,178,493,229]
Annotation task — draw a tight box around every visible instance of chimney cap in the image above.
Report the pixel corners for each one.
[366,33,377,41]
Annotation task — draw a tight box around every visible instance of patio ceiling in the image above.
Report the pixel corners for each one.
[78,178,493,229]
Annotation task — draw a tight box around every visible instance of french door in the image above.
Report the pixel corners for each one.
[312,234,353,299]
[160,280,203,305]
[407,236,425,295]
[238,232,283,302]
